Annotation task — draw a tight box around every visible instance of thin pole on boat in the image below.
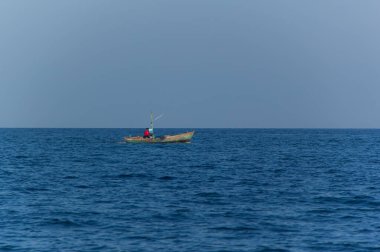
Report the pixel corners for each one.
[150,112,154,136]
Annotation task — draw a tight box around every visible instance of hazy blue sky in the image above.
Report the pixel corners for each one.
[1,0,379,128]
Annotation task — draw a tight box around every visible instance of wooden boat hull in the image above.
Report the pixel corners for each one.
[124,131,194,143]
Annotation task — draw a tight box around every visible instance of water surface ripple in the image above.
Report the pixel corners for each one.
[1,129,380,251]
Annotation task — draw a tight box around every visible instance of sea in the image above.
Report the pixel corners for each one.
[1,128,380,252]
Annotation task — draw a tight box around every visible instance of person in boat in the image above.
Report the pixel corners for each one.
[143,128,150,138]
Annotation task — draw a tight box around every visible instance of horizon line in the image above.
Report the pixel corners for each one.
[1,127,380,130]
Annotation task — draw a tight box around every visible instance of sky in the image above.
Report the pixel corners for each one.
[0,0,379,128]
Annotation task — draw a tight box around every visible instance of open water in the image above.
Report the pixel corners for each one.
[1,129,380,252]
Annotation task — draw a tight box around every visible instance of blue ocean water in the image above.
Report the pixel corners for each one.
[1,129,380,252]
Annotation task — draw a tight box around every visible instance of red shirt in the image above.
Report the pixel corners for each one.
[144,129,150,137]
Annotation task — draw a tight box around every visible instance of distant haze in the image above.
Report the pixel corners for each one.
[1,0,379,128]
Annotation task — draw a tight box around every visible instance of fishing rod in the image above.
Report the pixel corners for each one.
[154,114,164,121]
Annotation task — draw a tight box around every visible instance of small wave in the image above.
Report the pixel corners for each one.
[63,175,77,179]
[344,195,378,205]
[75,185,92,189]
[117,173,148,178]
[45,218,81,227]
[25,187,49,192]
[314,195,380,207]
[340,215,357,220]
[364,246,380,251]
[128,235,153,241]
[174,208,191,214]
[73,159,86,163]
[189,164,215,169]
[307,208,335,214]
[195,192,222,198]
[0,245,17,251]
[151,213,171,220]
[158,175,175,180]
[256,247,290,252]
[313,196,345,204]
[192,192,228,205]
[210,226,258,232]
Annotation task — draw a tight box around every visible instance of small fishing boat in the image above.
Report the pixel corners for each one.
[124,113,195,143]
[124,131,194,143]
